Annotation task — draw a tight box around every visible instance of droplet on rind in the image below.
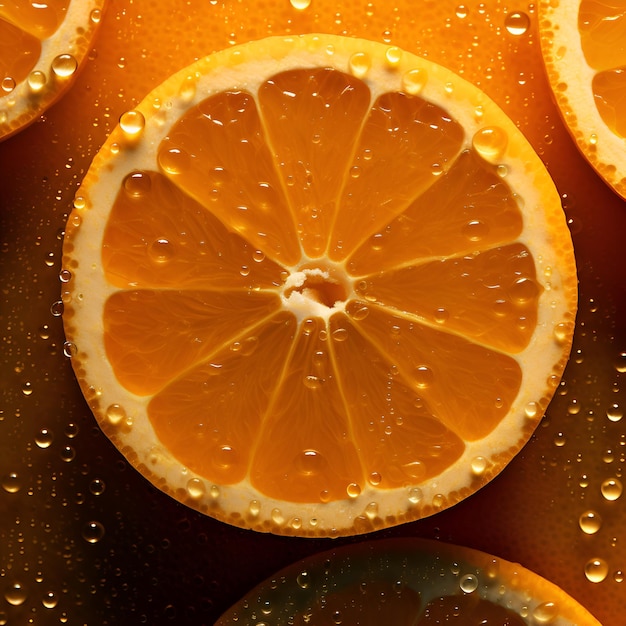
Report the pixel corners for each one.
[472,126,508,163]
[385,46,403,66]
[187,477,206,499]
[27,71,47,92]
[471,456,488,475]
[105,403,127,425]
[402,68,428,94]
[51,54,78,78]
[532,601,559,624]
[1,77,16,93]
[119,110,146,137]
[349,52,371,78]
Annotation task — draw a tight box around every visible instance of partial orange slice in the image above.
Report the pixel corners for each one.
[61,34,577,537]
[216,537,602,625]
[539,0,626,199]
[0,0,106,141]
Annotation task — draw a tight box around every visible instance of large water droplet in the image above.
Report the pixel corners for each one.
[601,478,623,501]
[472,126,508,163]
[459,573,479,593]
[4,581,27,606]
[51,54,78,78]
[82,520,105,543]
[584,558,609,583]
[119,110,145,137]
[579,510,602,534]
[505,11,530,36]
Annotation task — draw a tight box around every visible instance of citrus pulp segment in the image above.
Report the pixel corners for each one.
[0,0,106,141]
[539,0,626,199]
[62,34,577,537]
[216,537,602,625]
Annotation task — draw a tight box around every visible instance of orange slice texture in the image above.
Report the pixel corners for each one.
[0,0,106,141]
[216,537,602,625]
[61,33,578,537]
[539,0,626,199]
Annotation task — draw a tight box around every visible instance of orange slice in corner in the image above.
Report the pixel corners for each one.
[539,0,626,199]
[61,34,578,537]
[216,538,602,625]
[0,0,106,141]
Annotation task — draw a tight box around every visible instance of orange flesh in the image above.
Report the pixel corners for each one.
[0,0,70,39]
[102,68,534,503]
[579,0,626,137]
[0,19,41,85]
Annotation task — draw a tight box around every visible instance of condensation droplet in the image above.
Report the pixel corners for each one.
[346,482,361,498]
[385,46,402,65]
[607,404,623,422]
[472,126,508,163]
[601,478,623,501]
[455,5,468,18]
[106,403,127,425]
[365,501,379,519]
[532,602,559,624]
[579,510,602,534]
[42,591,58,609]
[414,365,433,389]
[123,170,152,197]
[27,70,47,92]
[51,54,78,78]
[460,573,479,593]
[248,499,261,516]
[349,52,371,78]
[525,401,539,418]
[60,445,76,462]
[505,11,530,35]
[1,472,22,493]
[297,570,310,589]
[4,581,27,606]
[89,478,106,495]
[119,110,145,136]
[2,76,16,92]
[82,520,105,543]
[148,238,175,264]
[186,478,206,499]
[554,322,569,343]
[289,0,311,9]
[63,341,78,357]
[471,456,488,475]
[584,558,609,583]
[35,428,54,449]
[402,68,428,94]
[90,8,102,22]
[408,487,423,504]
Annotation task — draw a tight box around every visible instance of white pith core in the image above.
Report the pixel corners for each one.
[280,265,352,322]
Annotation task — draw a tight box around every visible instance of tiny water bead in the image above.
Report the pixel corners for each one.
[584,558,609,583]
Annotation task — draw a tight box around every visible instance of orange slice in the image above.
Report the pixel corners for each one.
[0,0,106,141]
[216,537,602,625]
[539,0,626,199]
[61,34,577,537]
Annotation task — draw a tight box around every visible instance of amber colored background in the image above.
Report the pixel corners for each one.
[1,1,625,624]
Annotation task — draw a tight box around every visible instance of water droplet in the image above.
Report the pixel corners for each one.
[471,456,488,475]
[579,510,602,534]
[505,11,530,35]
[271,508,284,525]
[364,501,379,519]
[27,70,47,92]
[402,68,428,94]
[51,54,78,78]
[216,445,238,469]
[456,5,468,18]
[42,591,58,609]
[584,558,609,583]
[385,46,402,66]
[346,482,361,498]
[60,445,76,462]
[89,478,106,496]
[532,602,558,624]
[462,219,489,242]
[105,403,127,425]
[408,487,423,504]
[50,300,64,316]
[289,0,311,9]
[1,76,16,93]
[63,341,77,357]
[21,381,33,396]
[350,305,370,321]
[4,581,27,606]
[368,471,382,486]
[414,365,433,388]
[615,352,626,373]
[434,308,449,324]
[303,375,322,390]
[35,428,54,449]
[460,573,479,593]
[123,170,152,197]
[332,327,348,342]
[607,404,623,422]
[82,520,105,543]
[1,472,21,494]
[554,432,566,447]
[148,238,175,264]
[297,570,310,589]
[248,499,261,516]
[90,8,102,23]
[472,126,508,163]
[296,449,324,476]
[349,52,371,78]
[601,478,623,501]
[614,570,624,583]
[119,110,145,136]
[178,75,196,101]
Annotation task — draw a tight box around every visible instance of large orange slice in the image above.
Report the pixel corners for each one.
[539,0,626,199]
[61,34,578,537]
[216,537,602,624]
[0,0,106,141]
